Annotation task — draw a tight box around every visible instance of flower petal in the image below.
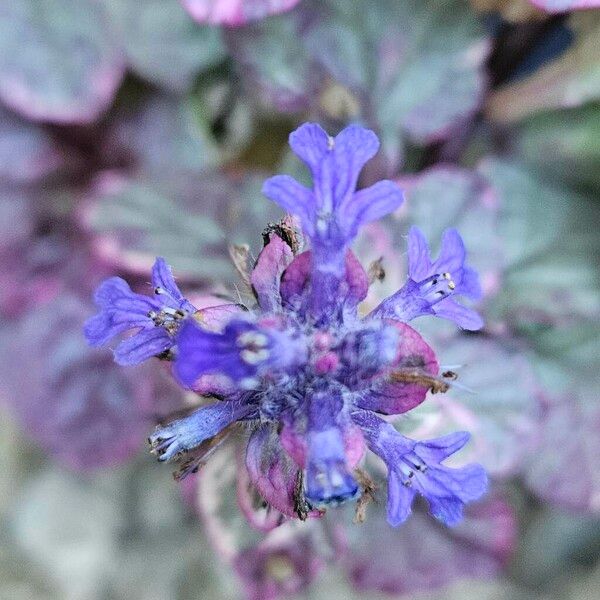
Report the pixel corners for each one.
[305,427,359,506]
[84,277,159,346]
[432,228,466,275]
[386,470,417,526]
[304,389,360,506]
[279,249,368,314]
[114,327,172,366]
[457,265,482,299]
[151,257,195,312]
[413,431,471,463]
[353,411,487,527]
[425,464,488,526]
[433,297,484,330]
[330,124,380,206]
[149,399,252,462]
[83,310,131,347]
[174,319,257,387]
[342,180,404,238]
[93,276,159,316]
[262,175,315,237]
[288,122,331,173]
[407,226,432,281]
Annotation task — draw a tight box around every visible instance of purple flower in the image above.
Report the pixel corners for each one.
[370,226,483,330]
[86,123,485,527]
[234,531,324,600]
[263,123,404,323]
[84,257,196,365]
[175,317,308,389]
[149,397,254,462]
[233,531,324,600]
[352,410,487,526]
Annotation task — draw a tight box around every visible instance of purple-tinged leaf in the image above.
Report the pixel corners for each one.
[405,332,539,477]
[0,230,74,319]
[0,189,75,318]
[0,0,124,124]
[307,1,490,146]
[193,303,244,332]
[225,13,319,113]
[0,295,168,470]
[525,393,600,512]
[105,0,225,92]
[102,94,219,176]
[81,170,282,283]
[528,0,600,12]
[340,496,516,595]
[478,159,600,337]
[280,250,368,311]
[513,103,600,195]
[195,440,325,596]
[80,172,229,280]
[0,106,66,183]
[0,188,35,253]
[182,0,302,26]
[228,0,489,169]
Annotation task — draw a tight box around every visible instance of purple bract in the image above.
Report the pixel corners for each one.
[85,123,486,527]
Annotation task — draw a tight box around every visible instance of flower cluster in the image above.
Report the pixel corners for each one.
[85,123,487,527]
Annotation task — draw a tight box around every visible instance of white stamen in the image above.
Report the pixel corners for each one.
[316,217,329,236]
[442,272,456,290]
[237,331,268,348]
[240,348,270,364]
[240,377,260,390]
[330,470,344,488]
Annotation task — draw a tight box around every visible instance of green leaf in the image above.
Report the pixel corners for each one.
[478,159,600,350]
[105,0,226,93]
[514,103,600,196]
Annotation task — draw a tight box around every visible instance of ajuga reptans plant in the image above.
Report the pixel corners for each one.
[85,123,487,527]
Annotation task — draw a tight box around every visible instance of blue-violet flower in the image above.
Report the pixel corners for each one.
[84,257,196,365]
[85,123,487,527]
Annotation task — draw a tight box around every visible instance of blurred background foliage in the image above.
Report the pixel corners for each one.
[0,0,599,599]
